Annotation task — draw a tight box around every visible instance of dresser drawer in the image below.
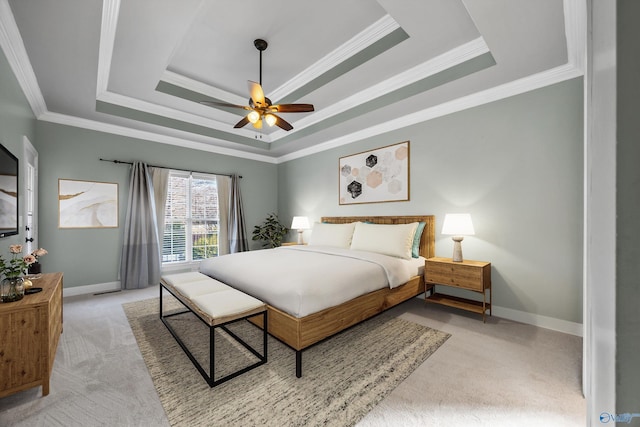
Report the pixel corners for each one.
[425,260,486,291]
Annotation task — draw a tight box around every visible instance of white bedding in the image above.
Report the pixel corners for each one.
[199,245,424,318]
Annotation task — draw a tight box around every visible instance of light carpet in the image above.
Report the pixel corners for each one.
[123,297,450,427]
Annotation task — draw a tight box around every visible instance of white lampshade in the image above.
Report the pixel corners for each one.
[442,213,474,262]
[291,216,310,244]
[291,216,310,230]
[441,213,475,236]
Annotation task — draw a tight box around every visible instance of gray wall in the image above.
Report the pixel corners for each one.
[1,41,584,324]
[616,0,640,413]
[0,48,36,259]
[278,78,584,323]
[33,121,278,288]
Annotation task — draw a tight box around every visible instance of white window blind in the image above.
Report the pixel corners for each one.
[162,172,219,264]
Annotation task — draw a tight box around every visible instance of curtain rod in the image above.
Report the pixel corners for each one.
[99,158,242,179]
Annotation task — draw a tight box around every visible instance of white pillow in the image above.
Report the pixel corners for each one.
[350,222,419,259]
[308,222,357,248]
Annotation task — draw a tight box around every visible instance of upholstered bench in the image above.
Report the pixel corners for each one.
[159,272,267,387]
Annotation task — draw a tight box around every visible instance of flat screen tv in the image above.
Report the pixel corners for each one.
[0,143,18,238]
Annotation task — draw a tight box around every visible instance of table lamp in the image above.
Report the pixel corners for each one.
[441,213,475,262]
[291,216,310,244]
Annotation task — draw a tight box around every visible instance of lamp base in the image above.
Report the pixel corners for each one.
[297,230,304,245]
[451,236,464,262]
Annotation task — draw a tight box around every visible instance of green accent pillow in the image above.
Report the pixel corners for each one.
[412,222,426,258]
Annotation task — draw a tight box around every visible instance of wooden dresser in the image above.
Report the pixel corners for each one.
[0,272,63,397]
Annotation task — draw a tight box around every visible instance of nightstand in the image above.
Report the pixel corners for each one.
[281,242,307,246]
[424,257,491,322]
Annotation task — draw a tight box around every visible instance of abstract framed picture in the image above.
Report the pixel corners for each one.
[58,179,119,228]
[339,141,410,205]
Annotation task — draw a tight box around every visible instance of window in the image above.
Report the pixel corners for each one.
[162,172,219,264]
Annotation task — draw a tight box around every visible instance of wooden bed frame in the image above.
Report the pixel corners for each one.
[251,215,435,377]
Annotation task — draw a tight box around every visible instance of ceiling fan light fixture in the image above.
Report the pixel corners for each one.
[247,110,260,124]
[264,113,277,127]
[200,39,314,132]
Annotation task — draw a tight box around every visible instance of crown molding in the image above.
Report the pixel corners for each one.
[269,14,400,102]
[160,70,248,106]
[277,62,583,163]
[270,36,490,141]
[96,90,264,141]
[39,111,277,163]
[96,0,120,95]
[564,0,586,72]
[0,0,47,117]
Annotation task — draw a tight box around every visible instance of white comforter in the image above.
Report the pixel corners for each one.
[199,245,422,318]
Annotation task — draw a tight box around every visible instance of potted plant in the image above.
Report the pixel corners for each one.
[0,245,36,302]
[252,213,289,248]
[28,247,48,275]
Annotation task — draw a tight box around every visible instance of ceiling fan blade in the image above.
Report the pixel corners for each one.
[274,104,315,113]
[200,101,250,110]
[233,116,250,128]
[273,114,293,131]
[248,81,266,107]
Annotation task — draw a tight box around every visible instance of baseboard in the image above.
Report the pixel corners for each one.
[65,284,583,336]
[63,281,121,297]
[414,294,583,337]
[61,266,194,297]
[492,305,583,337]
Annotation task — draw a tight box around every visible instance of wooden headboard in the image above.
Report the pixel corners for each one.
[320,215,435,259]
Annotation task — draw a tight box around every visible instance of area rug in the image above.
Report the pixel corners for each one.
[123,297,450,427]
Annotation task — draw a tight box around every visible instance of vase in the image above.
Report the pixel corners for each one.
[28,261,42,275]
[1,277,25,303]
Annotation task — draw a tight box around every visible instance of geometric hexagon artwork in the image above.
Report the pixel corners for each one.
[347,180,362,198]
[366,170,383,188]
[338,141,410,205]
[388,179,402,194]
[366,154,378,168]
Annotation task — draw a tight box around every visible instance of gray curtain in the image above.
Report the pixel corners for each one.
[228,174,248,253]
[216,175,231,255]
[120,162,161,289]
[150,167,170,247]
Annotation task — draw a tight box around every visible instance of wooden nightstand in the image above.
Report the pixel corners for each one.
[424,257,491,322]
[281,242,307,246]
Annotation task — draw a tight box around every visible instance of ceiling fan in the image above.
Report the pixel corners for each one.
[201,39,314,131]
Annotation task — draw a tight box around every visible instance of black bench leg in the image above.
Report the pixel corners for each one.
[296,350,302,378]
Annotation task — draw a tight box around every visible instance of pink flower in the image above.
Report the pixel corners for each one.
[9,244,22,254]
[23,255,36,265]
[32,248,48,258]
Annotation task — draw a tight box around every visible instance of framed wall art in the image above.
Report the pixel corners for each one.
[58,179,119,228]
[339,141,410,205]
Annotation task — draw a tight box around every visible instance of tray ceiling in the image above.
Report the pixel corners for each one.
[0,0,584,163]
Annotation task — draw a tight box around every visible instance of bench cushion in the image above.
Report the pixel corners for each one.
[192,289,266,326]
[163,272,232,299]
[174,279,230,299]
[161,272,211,286]
[161,273,266,327]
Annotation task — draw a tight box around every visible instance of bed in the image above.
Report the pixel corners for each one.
[199,215,435,377]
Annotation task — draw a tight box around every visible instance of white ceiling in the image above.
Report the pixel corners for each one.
[0,0,584,163]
